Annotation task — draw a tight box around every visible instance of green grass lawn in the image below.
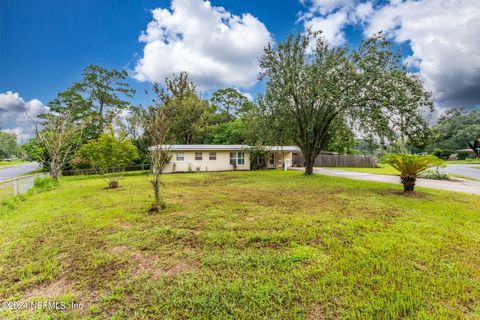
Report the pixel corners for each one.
[1,171,479,319]
[0,182,13,200]
[0,160,27,168]
[445,159,480,164]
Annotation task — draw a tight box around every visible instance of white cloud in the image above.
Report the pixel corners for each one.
[299,0,358,46]
[0,91,48,143]
[300,0,480,107]
[301,0,355,15]
[134,0,272,90]
[303,9,350,46]
[364,0,480,107]
[240,91,254,102]
[353,1,373,23]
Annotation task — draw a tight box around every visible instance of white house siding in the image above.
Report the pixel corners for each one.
[164,151,251,173]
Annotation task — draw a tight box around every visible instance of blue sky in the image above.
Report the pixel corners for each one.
[1,0,479,141]
[1,0,306,106]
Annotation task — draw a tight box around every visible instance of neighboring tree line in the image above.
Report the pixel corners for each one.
[0,131,20,159]
[429,108,480,159]
[22,67,251,174]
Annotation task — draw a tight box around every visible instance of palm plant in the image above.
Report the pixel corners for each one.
[381,154,444,192]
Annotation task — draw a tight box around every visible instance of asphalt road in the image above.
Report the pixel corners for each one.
[438,164,480,180]
[0,162,41,181]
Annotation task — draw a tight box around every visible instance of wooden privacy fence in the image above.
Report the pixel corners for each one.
[292,154,377,168]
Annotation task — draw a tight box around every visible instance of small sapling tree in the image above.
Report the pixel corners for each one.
[145,107,172,212]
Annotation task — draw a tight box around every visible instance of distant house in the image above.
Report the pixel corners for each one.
[148,144,300,173]
[456,149,476,158]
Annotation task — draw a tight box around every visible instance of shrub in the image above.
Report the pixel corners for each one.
[418,170,449,180]
[432,149,453,160]
[456,151,470,160]
[77,133,139,188]
[33,176,57,190]
[381,154,444,192]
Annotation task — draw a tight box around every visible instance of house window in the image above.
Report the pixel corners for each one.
[209,152,217,160]
[195,152,203,161]
[269,154,275,166]
[237,152,245,165]
[176,153,184,161]
[229,152,245,166]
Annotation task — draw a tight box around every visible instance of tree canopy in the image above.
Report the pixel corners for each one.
[258,31,433,174]
[432,108,480,157]
[73,65,135,133]
[77,132,139,170]
[33,109,87,180]
[153,72,215,144]
[211,88,249,122]
[0,132,20,159]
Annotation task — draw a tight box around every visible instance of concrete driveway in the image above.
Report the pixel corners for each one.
[0,162,41,181]
[290,167,480,195]
[438,164,480,180]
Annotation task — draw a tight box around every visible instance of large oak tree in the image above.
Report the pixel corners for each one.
[259,31,433,174]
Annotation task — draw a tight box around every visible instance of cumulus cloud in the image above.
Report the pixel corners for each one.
[364,0,480,107]
[0,91,48,143]
[134,0,272,90]
[299,0,358,46]
[303,9,350,46]
[300,0,480,107]
[300,0,355,16]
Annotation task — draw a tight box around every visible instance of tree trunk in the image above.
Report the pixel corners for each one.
[152,177,160,211]
[304,152,316,175]
[109,180,119,189]
[50,159,59,181]
[467,140,480,158]
[401,176,416,192]
[98,99,104,133]
[50,168,58,181]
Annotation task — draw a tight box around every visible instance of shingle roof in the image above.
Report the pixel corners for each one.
[149,144,301,152]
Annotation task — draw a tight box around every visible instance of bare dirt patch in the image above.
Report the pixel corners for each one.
[110,245,128,254]
[168,173,242,187]
[166,261,200,276]
[374,188,430,199]
[24,277,74,299]
[128,250,199,280]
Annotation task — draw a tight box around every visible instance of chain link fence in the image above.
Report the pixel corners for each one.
[61,164,151,176]
[0,173,48,201]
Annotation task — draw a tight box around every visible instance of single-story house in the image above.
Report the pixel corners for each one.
[149,145,301,173]
[456,149,477,158]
